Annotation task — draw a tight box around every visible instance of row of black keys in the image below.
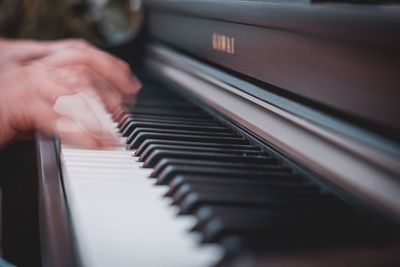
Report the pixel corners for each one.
[114,87,398,265]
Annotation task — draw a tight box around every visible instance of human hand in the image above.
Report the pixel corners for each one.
[0,38,141,96]
[0,61,129,148]
[0,38,141,148]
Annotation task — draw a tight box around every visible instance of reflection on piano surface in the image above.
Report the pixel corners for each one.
[37,0,400,266]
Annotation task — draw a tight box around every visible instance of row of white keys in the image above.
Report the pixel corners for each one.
[60,120,223,267]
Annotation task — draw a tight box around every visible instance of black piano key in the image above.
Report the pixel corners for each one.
[122,121,231,137]
[117,114,132,128]
[201,214,340,244]
[194,205,344,233]
[130,114,218,123]
[133,103,201,111]
[140,144,262,161]
[206,214,389,250]
[155,163,292,185]
[127,128,237,145]
[145,150,274,169]
[121,118,220,134]
[166,175,316,198]
[131,106,209,118]
[133,95,189,105]
[121,115,219,131]
[140,146,268,164]
[177,188,337,215]
[129,133,249,149]
[151,158,283,179]
[130,100,194,108]
[194,207,386,248]
[135,140,261,157]
[171,182,324,207]
[120,118,134,133]
[113,108,128,121]
[131,109,207,119]
[193,206,277,232]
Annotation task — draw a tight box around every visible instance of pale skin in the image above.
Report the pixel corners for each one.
[0,38,141,148]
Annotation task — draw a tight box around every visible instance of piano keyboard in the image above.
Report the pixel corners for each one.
[59,83,399,267]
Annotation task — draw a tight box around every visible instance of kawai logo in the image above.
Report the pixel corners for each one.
[212,33,235,54]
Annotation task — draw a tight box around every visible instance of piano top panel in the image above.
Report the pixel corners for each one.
[145,0,400,51]
[145,0,400,137]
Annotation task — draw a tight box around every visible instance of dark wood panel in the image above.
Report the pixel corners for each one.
[145,0,400,52]
[148,12,400,134]
[36,134,77,267]
[0,141,41,267]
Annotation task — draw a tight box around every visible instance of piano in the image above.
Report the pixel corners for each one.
[35,1,400,266]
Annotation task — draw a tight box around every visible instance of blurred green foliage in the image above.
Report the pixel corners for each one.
[0,0,142,45]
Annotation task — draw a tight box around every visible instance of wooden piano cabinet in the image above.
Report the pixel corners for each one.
[36,134,77,267]
[0,141,41,267]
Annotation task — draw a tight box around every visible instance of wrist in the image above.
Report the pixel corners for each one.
[0,101,16,149]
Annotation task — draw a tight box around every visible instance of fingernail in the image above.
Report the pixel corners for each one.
[96,132,121,147]
[131,75,142,92]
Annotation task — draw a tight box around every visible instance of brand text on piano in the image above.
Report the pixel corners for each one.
[212,33,235,54]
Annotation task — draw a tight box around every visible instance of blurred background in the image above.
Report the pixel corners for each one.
[0,2,144,266]
[0,0,143,46]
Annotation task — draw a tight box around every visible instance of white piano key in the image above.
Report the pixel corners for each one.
[60,117,223,267]
[62,149,134,155]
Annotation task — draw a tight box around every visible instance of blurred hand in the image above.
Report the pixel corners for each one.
[0,39,141,148]
[0,38,141,95]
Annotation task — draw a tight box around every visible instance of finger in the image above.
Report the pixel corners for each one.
[14,97,60,135]
[33,99,112,149]
[90,74,123,112]
[55,65,123,112]
[55,118,105,149]
[40,44,141,94]
[53,92,120,146]
[38,81,76,105]
[26,62,76,103]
